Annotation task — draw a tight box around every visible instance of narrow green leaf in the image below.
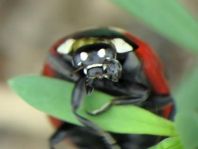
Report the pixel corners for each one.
[111,0,198,53]
[174,68,198,149]
[175,68,198,112]
[9,75,176,136]
[175,113,198,149]
[149,137,183,149]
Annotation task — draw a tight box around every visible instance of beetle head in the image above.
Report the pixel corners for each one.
[72,43,122,87]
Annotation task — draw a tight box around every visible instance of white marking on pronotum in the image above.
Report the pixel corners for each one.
[80,52,88,61]
[111,38,133,53]
[97,48,106,58]
[57,39,75,54]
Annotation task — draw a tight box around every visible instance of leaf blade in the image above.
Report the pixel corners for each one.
[111,0,198,53]
[149,137,183,149]
[174,68,198,149]
[9,75,176,136]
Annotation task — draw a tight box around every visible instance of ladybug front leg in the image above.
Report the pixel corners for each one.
[49,123,75,149]
[146,95,175,119]
[71,78,121,149]
[151,95,174,109]
[87,89,149,115]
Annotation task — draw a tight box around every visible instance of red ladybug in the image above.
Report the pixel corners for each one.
[42,27,174,149]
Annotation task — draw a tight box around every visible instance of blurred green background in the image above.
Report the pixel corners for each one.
[0,0,197,149]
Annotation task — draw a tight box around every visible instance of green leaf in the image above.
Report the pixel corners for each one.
[149,137,183,149]
[111,0,198,53]
[175,68,198,112]
[9,75,176,136]
[175,114,198,149]
[174,68,198,149]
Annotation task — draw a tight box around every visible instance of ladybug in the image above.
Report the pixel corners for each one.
[42,27,174,149]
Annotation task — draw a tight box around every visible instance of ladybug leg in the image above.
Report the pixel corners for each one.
[150,95,175,119]
[152,95,173,109]
[87,90,149,115]
[49,123,74,149]
[71,78,121,149]
[71,78,86,111]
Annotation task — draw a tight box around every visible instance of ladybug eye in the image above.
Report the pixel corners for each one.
[97,48,106,58]
[80,52,88,61]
